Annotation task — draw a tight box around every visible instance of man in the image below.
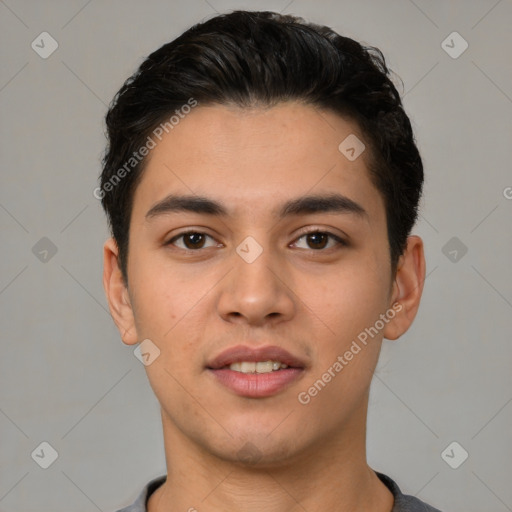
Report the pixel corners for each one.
[100,10,442,512]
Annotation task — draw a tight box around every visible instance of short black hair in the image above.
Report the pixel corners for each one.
[99,10,423,284]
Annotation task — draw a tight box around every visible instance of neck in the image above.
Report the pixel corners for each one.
[148,395,394,512]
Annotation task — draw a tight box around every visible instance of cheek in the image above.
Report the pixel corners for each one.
[295,266,388,419]
[130,281,178,340]
[129,268,215,371]
[128,253,198,333]
[302,258,391,341]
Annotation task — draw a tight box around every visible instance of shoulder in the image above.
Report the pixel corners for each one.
[113,475,166,512]
[376,472,444,512]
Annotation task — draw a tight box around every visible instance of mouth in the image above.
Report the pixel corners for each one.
[226,360,291,373]
[206,344,307,398]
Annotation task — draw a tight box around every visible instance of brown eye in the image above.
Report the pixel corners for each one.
[167,232,217,250]
[306,232,329,249]
[293,231,346,251]
[182,233,206,249]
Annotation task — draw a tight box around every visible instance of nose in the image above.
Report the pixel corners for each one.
[216,241,296,327]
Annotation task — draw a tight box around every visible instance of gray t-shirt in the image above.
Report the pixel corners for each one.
[115,472,443,511]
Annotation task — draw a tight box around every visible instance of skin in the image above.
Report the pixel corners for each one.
[103,102,425,512]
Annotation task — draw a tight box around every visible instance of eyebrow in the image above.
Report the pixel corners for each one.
[145,193,367,221]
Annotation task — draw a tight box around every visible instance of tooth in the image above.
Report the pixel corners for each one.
[228,361,289,373]
[240,362,256,373]
[255,361,274,373]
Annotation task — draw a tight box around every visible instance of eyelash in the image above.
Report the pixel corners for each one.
[165,229,347,252]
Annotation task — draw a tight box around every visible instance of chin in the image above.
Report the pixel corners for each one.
[201,430,308,469]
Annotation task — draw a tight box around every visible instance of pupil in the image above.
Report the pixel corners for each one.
[186,233,204,249]
[308,233,327,249]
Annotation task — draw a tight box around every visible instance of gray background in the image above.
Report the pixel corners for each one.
[1,0,511,511]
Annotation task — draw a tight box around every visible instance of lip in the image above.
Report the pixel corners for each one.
[209,368,304,398]
[206,344,307,398]
[206,344,307,370]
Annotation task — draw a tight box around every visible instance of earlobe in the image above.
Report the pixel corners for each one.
[383,235,426,341]
[102,237,139,345]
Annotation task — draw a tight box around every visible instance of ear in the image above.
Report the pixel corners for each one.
[102,237,139,345]
[383,235,426,340]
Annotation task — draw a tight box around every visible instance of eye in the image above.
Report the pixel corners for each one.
[292,230,346,250]
[165,230,346,252]
[166,231,219,250]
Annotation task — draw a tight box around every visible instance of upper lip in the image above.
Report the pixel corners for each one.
[207,344,307,370]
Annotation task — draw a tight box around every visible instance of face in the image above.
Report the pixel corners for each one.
[104,102,423,467]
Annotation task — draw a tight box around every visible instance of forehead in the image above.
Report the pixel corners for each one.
[130,102,384,223]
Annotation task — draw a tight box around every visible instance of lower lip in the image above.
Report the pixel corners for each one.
[208,368,304,398]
